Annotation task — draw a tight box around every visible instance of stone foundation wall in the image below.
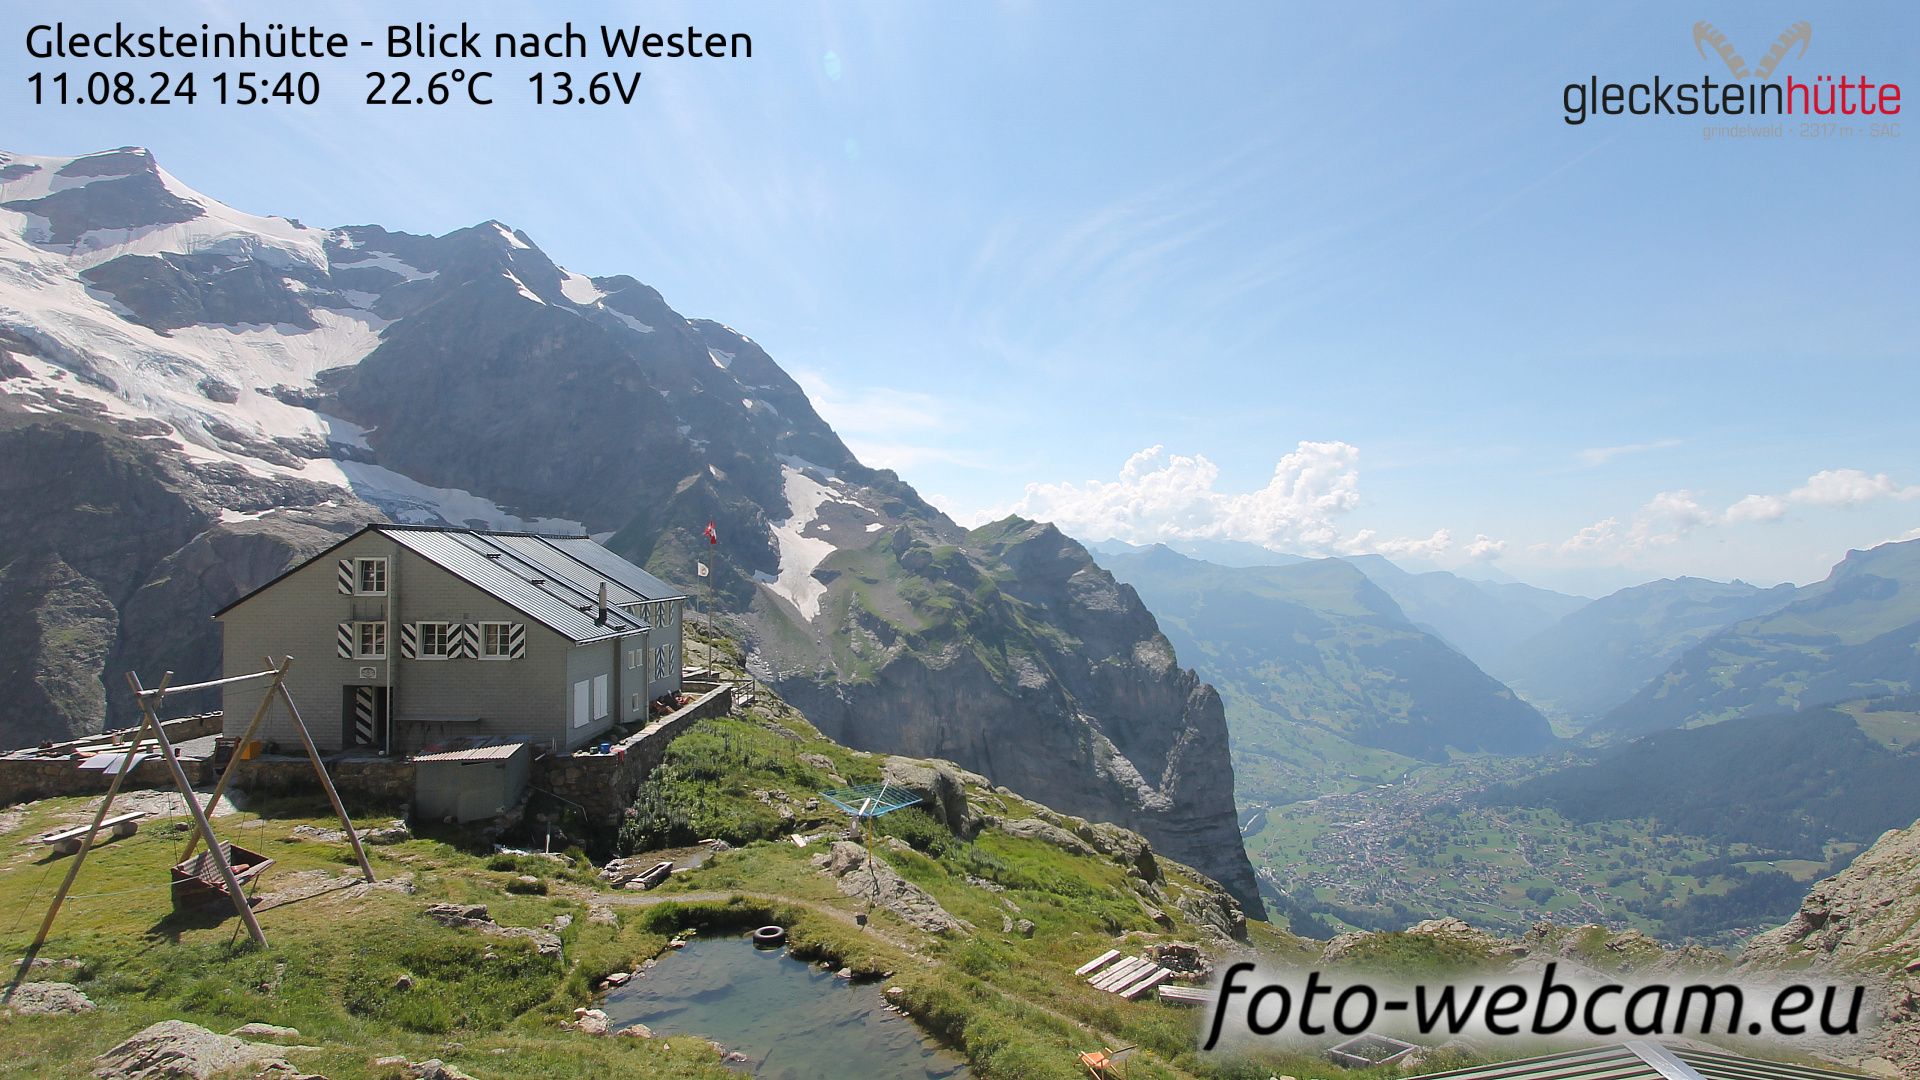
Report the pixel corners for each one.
[2,687,734,836]
[534,684,733,825]
[0,713,224,805]
[226,756,417,809]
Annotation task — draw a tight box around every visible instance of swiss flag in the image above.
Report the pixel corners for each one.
[703,520,719,546]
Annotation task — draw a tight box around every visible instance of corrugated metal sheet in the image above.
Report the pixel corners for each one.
[1402,1044,1876,1080]
[412,742,531,763]
[380,528,649,643]
[476,533,655,606]
[538,536,688,601]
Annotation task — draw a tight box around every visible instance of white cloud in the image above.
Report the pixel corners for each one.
[1007,442,1472,559]
[1549,466,1920,568]
[1577,438,1681,467]
[1346,528,1452,559]
[1723,494,1788,524]
[1789,468,1920,508]
[1464,534,1508,560]
[1552,490,1707,561]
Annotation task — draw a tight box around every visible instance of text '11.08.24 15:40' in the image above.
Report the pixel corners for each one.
[25,70,647,107]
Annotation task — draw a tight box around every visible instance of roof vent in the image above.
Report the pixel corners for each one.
[528,578,546,586]
[483,552,502,559]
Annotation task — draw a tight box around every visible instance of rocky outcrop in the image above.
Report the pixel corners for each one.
[2,981,94,1015]
[92,1019,293,1079]
[1741,817,1920,1077]
[422,902,563,957]
[813,840,968,934]
[882,757,983,838]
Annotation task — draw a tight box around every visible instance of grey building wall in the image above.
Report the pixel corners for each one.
[620,598,684,699]
[220,534,578,753]
[562,635,628,751]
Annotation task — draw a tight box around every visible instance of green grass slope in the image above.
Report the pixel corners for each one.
[1599,540,1920,737]
[1103,547,1555,765]
[1501,576,1799,725]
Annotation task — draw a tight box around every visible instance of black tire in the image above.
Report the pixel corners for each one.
[752,925,786,947]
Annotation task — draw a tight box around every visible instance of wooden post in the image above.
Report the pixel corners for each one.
[4,673,171,1004]
[179,657,292,864]
[269,659,375,883]
[130,671,267,948]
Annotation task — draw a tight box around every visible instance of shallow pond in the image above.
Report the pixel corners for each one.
[601,936,971,1079]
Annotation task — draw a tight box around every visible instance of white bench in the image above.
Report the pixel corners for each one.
[39,812,145,856]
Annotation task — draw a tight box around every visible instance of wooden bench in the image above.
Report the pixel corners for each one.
[38,812,145,856]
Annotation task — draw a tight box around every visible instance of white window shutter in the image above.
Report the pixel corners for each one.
[337,559,354,594]
[399,622,418,659]
[507,623,526,659]
[336,622,353,658]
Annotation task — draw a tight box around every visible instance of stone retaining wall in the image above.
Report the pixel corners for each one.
[225,756,417,809]
[3,687,735,835]
[0,713,224,805]
[533,684,733,825]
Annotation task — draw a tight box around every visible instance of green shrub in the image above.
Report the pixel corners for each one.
[875,807,953,857]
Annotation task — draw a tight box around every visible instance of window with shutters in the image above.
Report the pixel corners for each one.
[479,622,512,658]
[355,622,387,659]
[355,558,387,595]
[571,680,590,728]
[593,674,610,720]
[417,622,451,659]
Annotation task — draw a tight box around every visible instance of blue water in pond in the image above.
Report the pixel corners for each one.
[601,936,971,1079]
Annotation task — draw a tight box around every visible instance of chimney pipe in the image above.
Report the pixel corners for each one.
[597,581,609,626]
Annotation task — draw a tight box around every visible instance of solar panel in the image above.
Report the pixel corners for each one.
[819,782,922,819]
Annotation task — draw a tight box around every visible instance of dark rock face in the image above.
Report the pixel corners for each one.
[0,553,118,746]
[82,254,326,332]
[3,149,203,248]
[0,423,366,738]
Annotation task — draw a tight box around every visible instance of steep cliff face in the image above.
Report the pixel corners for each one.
[0,419,372,734]
[0,146,1259,913]
[771,519,1261,912]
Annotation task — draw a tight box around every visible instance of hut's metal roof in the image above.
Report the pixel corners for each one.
[379,528,652,643]
[214,524,685,645]
[1403,1042,1877,1080]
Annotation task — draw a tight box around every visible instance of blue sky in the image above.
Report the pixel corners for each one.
[5,1,1916,594]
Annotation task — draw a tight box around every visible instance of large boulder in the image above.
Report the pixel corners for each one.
[2,981,94,1015]
[93,1019,289,1079]
[881,757,980,838]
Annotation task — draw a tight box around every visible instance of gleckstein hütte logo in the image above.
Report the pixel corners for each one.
[1562,19,1903,126]
[1693,19,1810,81]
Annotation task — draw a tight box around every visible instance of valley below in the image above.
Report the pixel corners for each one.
[1245,753,1862,947]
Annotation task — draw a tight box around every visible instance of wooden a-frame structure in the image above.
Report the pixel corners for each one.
[4,655,374,1002]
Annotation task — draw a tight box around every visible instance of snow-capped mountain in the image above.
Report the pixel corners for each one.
[0,147,1260,912]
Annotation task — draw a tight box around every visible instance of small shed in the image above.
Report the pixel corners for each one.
[413,742,532,823]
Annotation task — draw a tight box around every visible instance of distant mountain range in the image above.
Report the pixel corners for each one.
[1501,577,1801,725]
[1597,539,1920,737]
[1098,546,1555,765]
